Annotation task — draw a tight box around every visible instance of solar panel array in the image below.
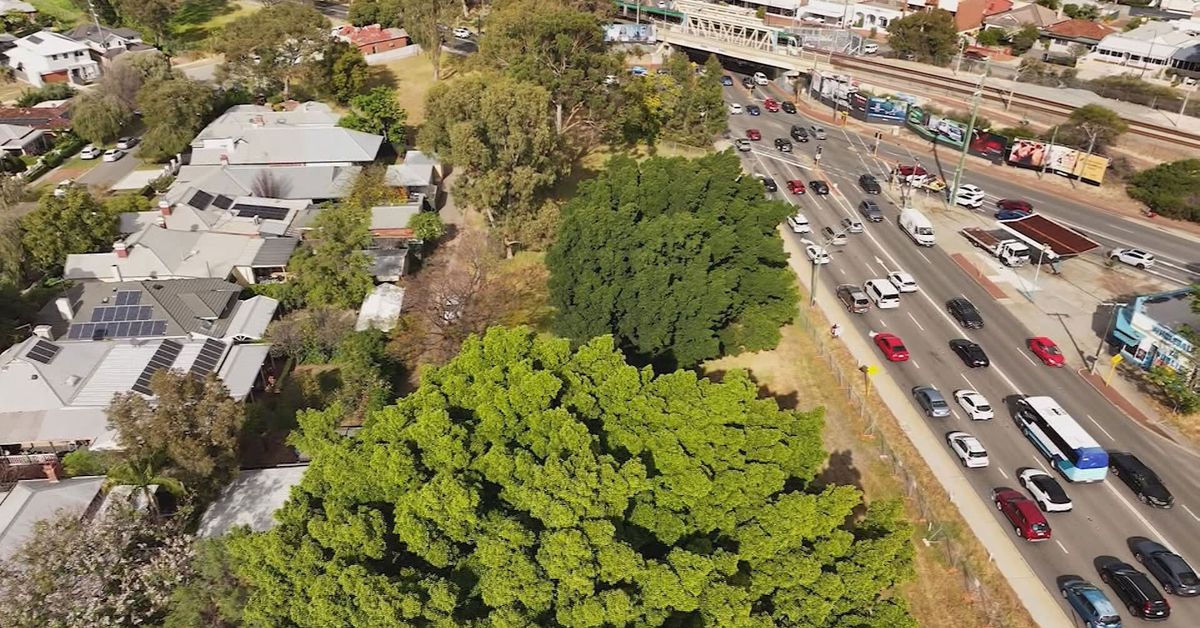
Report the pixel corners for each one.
[189,339,225,378]
[187,190,215,210]
[233,203,289,221]
[131,340,183,395]
[115,290,142,305]
[25,339,61,364]
[68,319,168,340]
[90,305,153,322]
[213,195,234,210]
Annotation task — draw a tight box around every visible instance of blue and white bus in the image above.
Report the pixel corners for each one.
[1014,396,1108,483]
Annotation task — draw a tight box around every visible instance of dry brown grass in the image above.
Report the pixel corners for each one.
[370,54,438,127]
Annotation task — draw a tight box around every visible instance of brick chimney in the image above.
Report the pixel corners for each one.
[42,461,59,483]
[114,241,128,258]
[158,199,172,216]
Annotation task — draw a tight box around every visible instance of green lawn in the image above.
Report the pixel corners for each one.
[27,0,87,26]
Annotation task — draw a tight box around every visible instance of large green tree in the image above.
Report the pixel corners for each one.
[287,205,374,309]
[20,187,117,271]
[348,0,404,27]
[339,86,407,144]
[114,0,176,45]
[71,90,131,144]
[1127,159,1200,221]
[420,73,567,227]
[548,153,797,370]
[1050,103,1128,154]
[887,10,959,65]
[399,0,457,80]
[137,77,216,161]
[229,326,915,626]
[212,2,330,98]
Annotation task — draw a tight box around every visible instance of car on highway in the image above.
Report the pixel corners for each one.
[946,297,983,329]
[786,179,806,195]
[752,71,769,85]
[728,103,744,115]
[995,210,1028,221]
[1131,538,1200,597]
[1060,576,1122,628]
[759,176,778,193]
[947,431,989,468]
[805,243,831,264]
[821,226,848,246]
[950,339,990,368]
[1108,248,1156,270]
[874,333,909,362]
[954,389,993,421]
[840,217,863,234]
[80,144,101,160]
[763,98,780,112]
[734,138,751,152]
[808,180,830,195]
[991,487,1051,541]
[742,76,755,89]
[781,101,797,114]
[912,385,950,417]
[859,199,883,222]
[747,104,761,116]
[720,75,734,86]
[1027,336,1065,367]
[452,26,473,38]
[858,174,881,194]
[1109,451,1174,508]
[774,138,792,152]
[809,125,827,140]
[954,184,985,209]
[790,125,809,142]
[1018,469,1072,512]
[837,284,871,313]
[115,137,138,150]
[1098,560,1171,620]
[786,213,811,233]
[746,128,762,140]
[102,148,125,162]
[887,271,918,292]
[997,198,1033,214]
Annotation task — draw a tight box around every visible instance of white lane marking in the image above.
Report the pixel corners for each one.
[1183,504,1200,523]
[1086,414,1115,442]
[998,467,1008,478]
[1056,540,1070,555]
[879,318,888,328]
[1018,349,1040,368]
[907,312,925,331]
[960,373,974,387]
[1103,482,1178,554]
[917,250,932,264]
[910,358,919,369]
[837,266,846,275]
[1034,459,1049,473]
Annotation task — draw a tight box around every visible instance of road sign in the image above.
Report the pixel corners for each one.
[1110,354,1123,365]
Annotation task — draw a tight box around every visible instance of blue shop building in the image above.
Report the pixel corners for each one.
[1111,289,1198,373]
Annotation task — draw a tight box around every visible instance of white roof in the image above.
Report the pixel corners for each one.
[64,226,265,282]
[14,31,88,56]
[215,343,270,400]
[370,204,422,230]
[1097,22,1200,56]
[223,296,279,341]
[0,0,36,12]
[355,284,405,332]
[0,477,105,560]
[384,163,435,187]
[196,465,308,537]
[193,103,339,140]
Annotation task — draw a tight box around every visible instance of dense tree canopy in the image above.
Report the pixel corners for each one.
[286,204,374,309]
[137,77,216,161]
[72,90,131,144]
[229,326,915,626]
[548,153,797,370]
[887,10,959,65]
[339,86,407,143]
[212,2,330,98]
[20,187,117,271]
[1127,159,1200,221]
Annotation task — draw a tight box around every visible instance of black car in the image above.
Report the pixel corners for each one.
[858,200,883,222]
[760,176,778,193]
[774,138,792,152]
[808,180,830,195]
[741,76,755,88]
[950,339,989,368]
[780,101,796,114]
[1131,538,1200,596]
[1109,451,1174,508]
[946,297,983,329]
[790,125,810,142]
[746,104,761,116]
[859,174,881,194]
[720,75,734,86]
[1099,560,1171,620]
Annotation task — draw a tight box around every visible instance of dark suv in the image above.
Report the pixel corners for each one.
[790,125,810,142]
[947,297,983,329]
[859,174,881,194]
[1109,451,1174,508]
[950,339,989,368]
[1131,537,1200,596]
[858,200,883,222]
[774,138,793,152]
[1099,560,1171,620]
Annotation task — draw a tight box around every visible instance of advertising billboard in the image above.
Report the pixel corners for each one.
[865,96,908,123]
[1007,138,1049,169]
[1005,138,1107,184]
[604,24,655,44]
[927,115,966,149]
[968,130,1009,162]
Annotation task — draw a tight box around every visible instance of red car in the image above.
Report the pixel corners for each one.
[992,488,1051,541]
[997,199,1033,214]
[746,128,762,141]
[763,98,780,112]
[1028,336,1065,367]
[873,332,910,362]
[786,179,806,195]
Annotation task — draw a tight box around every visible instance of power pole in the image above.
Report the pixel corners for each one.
[1178,86,1194,126]
[949,58,990,209]
[1040,124,1058,179]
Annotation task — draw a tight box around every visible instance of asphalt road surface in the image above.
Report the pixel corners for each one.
[724,75,1200,626]
[76,146,142,189]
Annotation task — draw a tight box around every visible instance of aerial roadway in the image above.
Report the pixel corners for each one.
[721,72,1200,626]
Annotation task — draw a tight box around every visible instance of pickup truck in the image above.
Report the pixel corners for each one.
[962,228,1030,267]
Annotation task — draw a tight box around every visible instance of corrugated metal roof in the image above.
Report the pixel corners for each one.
[0,477,105,560]
[250,237,297,267]
[215,344,269,400]
[197,465,308,537]
[223,296,279,341]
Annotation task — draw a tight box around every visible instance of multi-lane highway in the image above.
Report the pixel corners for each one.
[722,76,1200,624]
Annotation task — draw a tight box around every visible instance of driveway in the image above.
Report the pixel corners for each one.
[76,147,142,189]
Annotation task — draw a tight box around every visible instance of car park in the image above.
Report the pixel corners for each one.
[887,271,917,292]
[947,432,989,468]
[912,385,950,417]
[746,128,762,140]
[763,98,780,112]
[874,333,909,362]
[840,217,863,234]
[1108,248,1156,270]
[116,137,137,150]
[1061,576,1122,628]
[809,125,827,140]
[752,71,769,85]
[790,125,809,142]
[950,339,990,368]
[721,75,734,86]
[774,138,792,152]
[808,180,830,195]
[734,138,752,152]
[1027,336,1064,367]
[1109,451,1174,508]
[858,174,881,194]
[954,389,993,420]
[1131,538,1200,597]
[781,101,796,114]
[946,297,983,329]
[1018,469,1072,512]
[728,103,743,114]
[746,104,761,116]
[991,487,1051,541]
[102,148,125,162]
[759,176,778,192]
[1099,560,1171,620]
[954,184,985,208]
[786,213,811,233]
[786,180,806,195]
[821,226,847,246]
[997,198,1033,214]
[837,284,871,314]
[80,144,101,160]
[805,243,831,264]
[452,27,473,38]
[859,200,883,222]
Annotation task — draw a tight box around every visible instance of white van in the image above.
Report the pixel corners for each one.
[899,209,935,246]
[864,279,901,309]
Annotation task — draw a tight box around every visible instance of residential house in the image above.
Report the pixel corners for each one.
[384,153,441,210]
[0,123,49,155]
[1160,0,1198,16]
[1172,43,1200,79]
[0,101,71,130]
[365,202,422,281]
[63,224,298,285]
[197,465,308,537]
[6,30,100,87]
[1112,288,1198,375]
[0,475,105,560]
[168,163,361,202]
[1041,18,1116,55]
[187,102,383,167]
[64,24,151,67]
[334,24,410,55]
[1090,21,1200,74]
[982,3,1060,33]
[120,189,312,237]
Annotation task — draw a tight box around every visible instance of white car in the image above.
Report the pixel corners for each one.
[805,243,831,265]
[728,103,744,115]
[953,389,993,420]
[887,271,918,293]
[809,125,827,140]
[947,431,989,468]
[862,42,878,54]
[115,137,137,150]
[603,74,618,86]
[786,213,811,234]
[840,217,864,234]
[752,71,769,85]
[1018,468,1073,512]
[102,148,125,162]
[452,27,472,39]
[1107,247,1156,270]
[79,145,101,160]
[955,184,985,209]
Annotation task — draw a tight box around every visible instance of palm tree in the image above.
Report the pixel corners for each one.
[103,458,185,518]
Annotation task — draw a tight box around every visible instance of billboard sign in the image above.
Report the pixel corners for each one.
[1008,138,1048,169]
[968,130,1009,162]
[927,115,966,148]
[1005,138,1107,184]
[604,24,655,44]
[865,96,907,123]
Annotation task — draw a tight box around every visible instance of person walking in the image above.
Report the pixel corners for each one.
[831,323,841,339]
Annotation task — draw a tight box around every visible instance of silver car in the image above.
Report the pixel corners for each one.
[912,385,951,418]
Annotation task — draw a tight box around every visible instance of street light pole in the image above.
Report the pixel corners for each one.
[1091,302,1129,374]
[950,58,990,210]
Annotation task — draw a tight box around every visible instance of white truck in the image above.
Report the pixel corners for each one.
[962,228,1031,267]
[899,209,935,246]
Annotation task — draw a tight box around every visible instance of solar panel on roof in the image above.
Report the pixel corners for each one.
[27,35,41,44]
[190,338,225,378]
[187,190,215,210]
[232,203,290,221]
[67,318,168,340]
[132,340,183,395]
[213,195,234,210]
[25,339,61,364]
[115,290,142,306]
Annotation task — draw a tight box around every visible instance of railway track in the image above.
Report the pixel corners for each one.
[831,54,1200,151]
